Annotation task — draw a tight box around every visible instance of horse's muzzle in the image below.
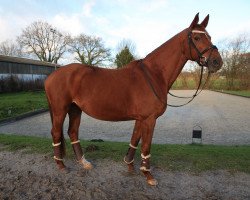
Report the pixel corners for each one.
[207,56,223,73]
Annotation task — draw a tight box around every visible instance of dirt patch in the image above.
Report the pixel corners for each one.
[0,150,249,200]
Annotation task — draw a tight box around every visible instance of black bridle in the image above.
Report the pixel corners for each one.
[167,29,218,107]
[188,30,218,67]
[140,29,218,107]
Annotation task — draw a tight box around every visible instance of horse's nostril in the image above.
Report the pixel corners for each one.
[213,59,219,66]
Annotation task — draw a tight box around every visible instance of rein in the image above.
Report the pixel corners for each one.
[168,66,205,100]
[140,29,214,108]
[139,60,166,105]
[140,61,210,107]
[167,68,211,107]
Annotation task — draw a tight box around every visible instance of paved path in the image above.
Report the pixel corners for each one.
[0,90,250,145]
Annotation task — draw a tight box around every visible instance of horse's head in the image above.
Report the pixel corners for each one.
[185,13,223,73]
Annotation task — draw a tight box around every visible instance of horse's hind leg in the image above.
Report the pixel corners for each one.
[124,120,141,171]
[51,111,67,171]
[68,103,92,170]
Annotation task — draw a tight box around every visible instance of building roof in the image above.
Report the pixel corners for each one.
[0,54,60,68]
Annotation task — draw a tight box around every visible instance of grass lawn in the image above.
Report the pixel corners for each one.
[0,134,249,173]
[171,78,197,90]
[0,91,48,121]
[215,90,250,97]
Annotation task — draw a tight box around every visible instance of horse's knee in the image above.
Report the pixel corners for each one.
[68,130,78,141]
[51,132,61,143]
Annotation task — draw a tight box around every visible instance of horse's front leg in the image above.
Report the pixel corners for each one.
[140,116,157,186]
[124,120,141,171]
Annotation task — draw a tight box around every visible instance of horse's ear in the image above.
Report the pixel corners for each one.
[189,13,199,29]
[200,14,209,28]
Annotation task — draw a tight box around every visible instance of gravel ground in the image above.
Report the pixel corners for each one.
[0,149,250,200]
[0,90,250,145]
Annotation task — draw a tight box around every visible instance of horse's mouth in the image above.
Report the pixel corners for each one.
[207,57,223,73]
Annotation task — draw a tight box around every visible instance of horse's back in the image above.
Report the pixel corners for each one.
[44,62,140,116]
[45,62,134,86]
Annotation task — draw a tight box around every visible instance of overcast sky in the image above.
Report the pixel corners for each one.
[0,0,249,63]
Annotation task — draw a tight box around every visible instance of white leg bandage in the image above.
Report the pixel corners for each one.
[141,153,151,159]
[71,140,80,145]
[52,142,61,147]
[123,157,134,164]
[129,143,138,149]
[140,153,151,171]
[140,166,151,172]
[53,156,63,161]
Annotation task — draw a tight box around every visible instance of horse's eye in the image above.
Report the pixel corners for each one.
[194,36,200,41]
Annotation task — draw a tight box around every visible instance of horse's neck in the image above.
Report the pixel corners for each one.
[144,30,188,95]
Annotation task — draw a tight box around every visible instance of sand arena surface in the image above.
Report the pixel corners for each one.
[0,149,250,200]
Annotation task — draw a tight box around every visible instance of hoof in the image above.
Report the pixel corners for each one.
[128,164,135,172]
[147,179,158,186]
[82,162,93,170]
[78,157,93,170]
[59,167,70,174]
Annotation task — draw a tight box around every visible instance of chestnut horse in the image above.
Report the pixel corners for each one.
[45,13,222,185]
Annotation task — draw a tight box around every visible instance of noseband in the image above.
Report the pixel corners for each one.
[188,30,218,66]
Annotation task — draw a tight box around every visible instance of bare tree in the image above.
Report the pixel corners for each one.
[17,21,69,64]
[219,33,250,89]
[68,34,111,66]
[179,72,190,89]
[189,61,201,88]
[0,40,24,57]
[239,52,250,89]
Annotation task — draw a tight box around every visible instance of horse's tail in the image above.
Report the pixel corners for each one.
[44,84,53,124]
[46,97,53,125]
